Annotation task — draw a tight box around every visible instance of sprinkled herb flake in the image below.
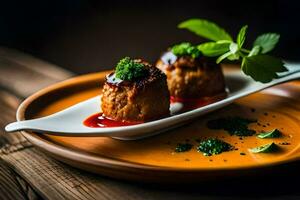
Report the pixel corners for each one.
[197,138,233,156]
[175,143,193,153]
[279,142,291,145]
[249,142,278,153]
[257,129,282,139]
[207,117,257,136]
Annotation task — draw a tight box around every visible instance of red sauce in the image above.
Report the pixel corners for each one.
[170,95,222,111]
[83,113,141,128]
[84,94,226,128]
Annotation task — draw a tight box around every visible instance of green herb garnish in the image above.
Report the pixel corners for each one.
[175,143,193,152]
[206,117,256,136]
[171,42,201,58]
[257,129,282,139]
[249,142,278,153]
[197,138,232,156]
[115,57,147,81]
[178,19,287,83]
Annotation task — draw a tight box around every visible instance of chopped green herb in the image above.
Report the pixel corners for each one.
[249,142,278,153]
[197,138,233,156]
[240,152,246,155]
[175,143,193,153]
[206,117,256,136]
[115,57,147,81]
[171,42,201,58]
[178,18,287,83]
[257,129,282,139]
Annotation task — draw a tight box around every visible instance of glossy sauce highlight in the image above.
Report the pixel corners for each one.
[84,113,141,128]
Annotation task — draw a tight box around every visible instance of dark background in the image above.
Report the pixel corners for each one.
[1,0,299,74]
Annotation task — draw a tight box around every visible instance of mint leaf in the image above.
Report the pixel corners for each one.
[253,33,280,53]
[257,129,282,139]
[197,42,229,57]
[249,142,278,153]
[178,19,232,41]
[241,55,287,83]
[237,25,248,48]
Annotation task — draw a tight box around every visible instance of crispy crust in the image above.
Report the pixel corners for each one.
[101,60,170,122]
[156,52,226,98]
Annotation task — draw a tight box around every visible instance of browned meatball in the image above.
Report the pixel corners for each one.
[101,60,170,122]
[156,51,226,99]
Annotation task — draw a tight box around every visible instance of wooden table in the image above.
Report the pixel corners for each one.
[1,47,300,200]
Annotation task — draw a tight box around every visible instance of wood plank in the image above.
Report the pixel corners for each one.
[2,147,165,200]
[0,159,28,200]
[0,89,39,200]
[0,90,27,147]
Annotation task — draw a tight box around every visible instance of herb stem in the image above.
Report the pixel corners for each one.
[241,48,250,53]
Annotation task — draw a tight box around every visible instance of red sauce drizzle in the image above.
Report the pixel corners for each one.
[170,96,221,111]
[84,94,226,128]
[83,113,141,128]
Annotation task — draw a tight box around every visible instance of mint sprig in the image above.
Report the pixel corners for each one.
[178,18,287,83]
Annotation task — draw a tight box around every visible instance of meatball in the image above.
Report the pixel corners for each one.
[101,59,170,122]
[156,51,226,99]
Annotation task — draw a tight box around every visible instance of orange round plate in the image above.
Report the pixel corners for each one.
[17,69,300,183]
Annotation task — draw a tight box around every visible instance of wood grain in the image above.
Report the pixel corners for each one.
[0,89,39,200]
[0,159,28,200]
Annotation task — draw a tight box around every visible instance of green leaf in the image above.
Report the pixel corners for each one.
[253,33,280,53]
[197,42,229,57]
[216,40,232,44]
[248,45,261,56]
[216,51,232,64]
[237,25,248,48]
[249,142,278,153]
[241,55,287,83]
[178,19,233,41]
[257,129,282,139]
